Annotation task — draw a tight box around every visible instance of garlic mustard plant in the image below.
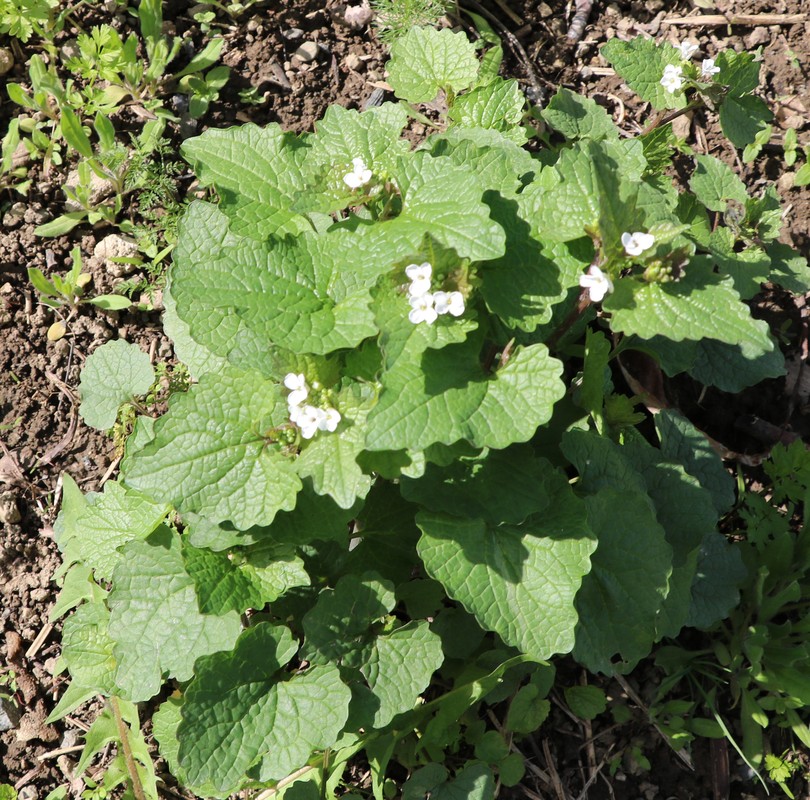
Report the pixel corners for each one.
[54,25,810,800]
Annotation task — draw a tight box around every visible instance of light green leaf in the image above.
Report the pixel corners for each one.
[604,259,775,355]
[108,526,242,701]
[172,202,391,363]
[295,385,374,508]
[49,563,107,622]
[162,283,227,380]
[689,154,748,212]
[388,27,480,103]
[72,481,169,581]
[358,621,444,727]
[122,367,302,530]
[541,87,618,141]
[448,78,526,143]
[573,489,672,673]
[79,340,155,430]
[720,94,773,150]
[180,123,314,238]
[417,470,595,660]
[601,38,687,111]
[766,242,810,295]
[178,623,351,791]
[381,152,506,262]
[367,336,564,452]
[61,600,117,695]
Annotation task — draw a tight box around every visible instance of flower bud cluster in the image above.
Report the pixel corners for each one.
[283,373,341,440]
[405,262,465,325]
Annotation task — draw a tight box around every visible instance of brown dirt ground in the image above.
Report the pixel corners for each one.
[1,0,808,796]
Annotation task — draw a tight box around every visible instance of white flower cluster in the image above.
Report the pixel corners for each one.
[579,266,613,303]
[283,373,341,440]
[343,157,373,190]
[662,41,722,93]
[405,262,465,325]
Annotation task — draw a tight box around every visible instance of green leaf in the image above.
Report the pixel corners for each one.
[766,242,810,295]
[604,259,775,355]
[173,36,224,78]
[87,294,131,310]
[79,340,155,430]
[689,154,748,212]
[172,202,401,364]
[61,600,117,695]
[688,338,784,392]
[541,88,618,142]
[178,623,351,792]
[366,337,565,452]
[400,445,554,526]
[601,38,687,111]
[180,123,313,239]
[655,409,735,515]
[381,152,507,262]
[60,107,94,159]
[573,489,672,673]
[295,384,374,508]
[122,367,302,530]
[108,526,242,701]
[34,212,87,237]
[720,94,773,150]
[302,572,395,665]
[71,481,169,581]
[356,621,444,727]
[403,763,494,800]
[686,531,746,629]
[715,49,761,96]
[417,470,595,660]
[448,78,527,143]
[564,685,607,720]
[506,684,551,733]
[388,27,480,103]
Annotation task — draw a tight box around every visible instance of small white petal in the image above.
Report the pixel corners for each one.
[579,266,613,303]
[446,291,465,317]
[701,58,720,79]
[284,373,307,391]
[405,262,432,282]
[677,41,698,60]
[343,157,372,189]
[287,388,308,408]
[318,407,341,432]
[432,291,450,314]
[408,293,438,325]
[660,64,684,93]
[296,405,325,439]
[621,231,655,256]
[408,277,432,297]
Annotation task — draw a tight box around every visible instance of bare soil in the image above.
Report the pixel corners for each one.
[1,0,808,796]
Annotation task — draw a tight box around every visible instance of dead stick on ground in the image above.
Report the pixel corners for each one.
[663,13,806,25]
[542,739,570,800]
[567,0,594,43]
[25,622,53,659]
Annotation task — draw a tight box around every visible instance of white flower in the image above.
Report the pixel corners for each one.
[621,231,655,256]
[660,64,684,93]
[579,266,614,303]
[318,407,341,433]
[343,157,372,190]
[677,41,698,60]
[433,290,465,317]
[295,404,326,439]
[701,58,720,80]
[405,262,432,297]
[283,372,309,407]
[408,292,438,325]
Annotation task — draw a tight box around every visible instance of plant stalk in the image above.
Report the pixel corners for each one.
[110,696,148,800]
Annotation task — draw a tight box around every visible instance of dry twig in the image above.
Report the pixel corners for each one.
[567,0,594,43]
[663,13,806,26]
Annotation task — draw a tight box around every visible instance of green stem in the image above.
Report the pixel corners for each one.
[640,97,704,137]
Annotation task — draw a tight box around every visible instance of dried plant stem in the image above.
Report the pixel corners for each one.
[110,697,147,800]
[663,13,806,26]
[567,0,594,43]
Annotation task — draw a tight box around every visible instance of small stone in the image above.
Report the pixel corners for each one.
[0,491,21,524]
[30,587,49,602]
[538,2,553,17]
[58,38,80,63]
[745,27,770,48]
[64,169,114,210]
[0,47,14,76]
[344,3,374,29]
[0,697,20,733]
[345,52,362,71]
[294,41,320,62]
[282,27,304,40]
[93,233,140,277]
[2,202,26,228]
